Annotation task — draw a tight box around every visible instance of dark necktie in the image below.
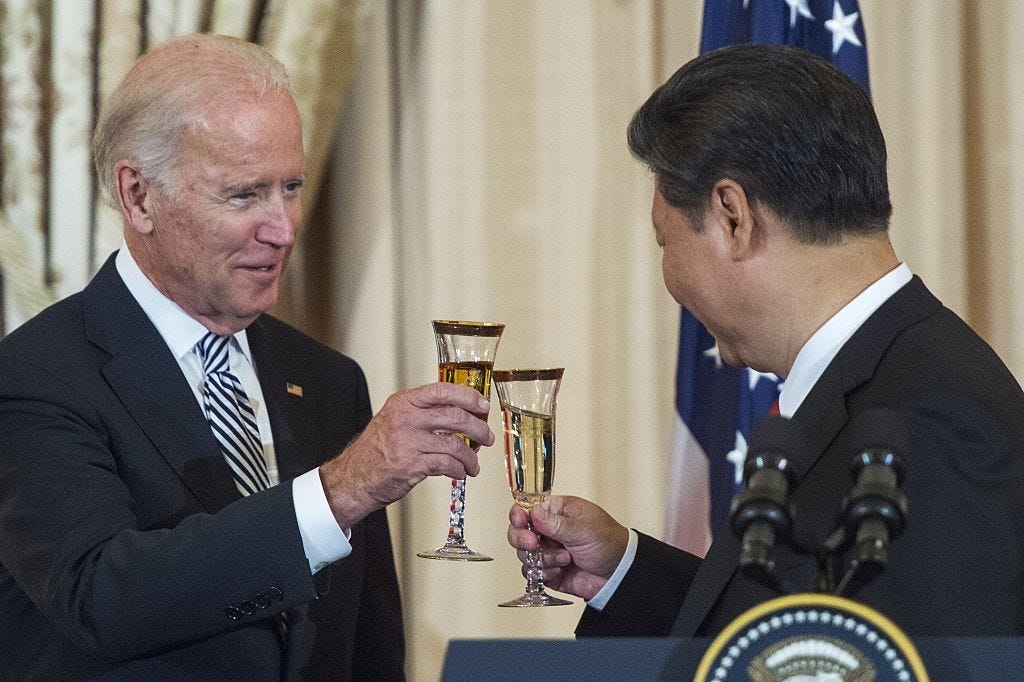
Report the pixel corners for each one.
[194,332,270,496]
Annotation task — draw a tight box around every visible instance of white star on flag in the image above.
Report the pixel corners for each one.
[704,343,725,369]
[727,429,748,486]
[746,367,779,391]
[824,0,863,54]
[784,0,815,28]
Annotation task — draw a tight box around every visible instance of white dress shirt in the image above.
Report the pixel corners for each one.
[115,245,351,573]
[588,262,913,610]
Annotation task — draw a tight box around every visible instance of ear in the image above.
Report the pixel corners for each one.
[114,160,157,235]
[707,178,758,261]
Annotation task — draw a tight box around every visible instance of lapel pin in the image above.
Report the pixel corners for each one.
[286,382,304,397]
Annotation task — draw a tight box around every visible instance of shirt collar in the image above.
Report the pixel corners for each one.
[115,243,254,365]
[778,262,912,416]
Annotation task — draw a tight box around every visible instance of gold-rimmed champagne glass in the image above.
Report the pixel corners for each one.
[418,320,504,561]
[493,368,572,606]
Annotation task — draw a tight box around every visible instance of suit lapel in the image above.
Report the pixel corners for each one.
[245,319,305,480]
[789,276,941,478]
[672,276,942,635]
[85,255,239,510]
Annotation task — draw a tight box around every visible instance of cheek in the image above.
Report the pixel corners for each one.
[661,248,687,301]
[206,219,253,255]
[288,203,303,231]
[153,217,198,264]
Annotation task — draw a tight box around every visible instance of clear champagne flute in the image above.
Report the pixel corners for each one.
[418,320,504,561]
[493,368,572,606]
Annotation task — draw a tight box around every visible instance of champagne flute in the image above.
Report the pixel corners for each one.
[493,368,572,607]
[418,320,504,561]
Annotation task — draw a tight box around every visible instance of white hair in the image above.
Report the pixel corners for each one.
[93,34,292,206]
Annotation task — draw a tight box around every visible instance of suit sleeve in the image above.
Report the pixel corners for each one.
[0,356,319,661]
[576,531,701,637]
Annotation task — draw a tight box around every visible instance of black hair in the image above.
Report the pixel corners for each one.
[628,43,891,244]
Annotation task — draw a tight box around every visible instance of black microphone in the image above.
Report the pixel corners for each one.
[729,415,804,591]
[836,408,909,597]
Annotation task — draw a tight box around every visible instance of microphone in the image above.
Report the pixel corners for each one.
[729,415,804,591]
[836,408,909,597]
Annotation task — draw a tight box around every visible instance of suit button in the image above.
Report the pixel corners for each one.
[226,606,244,620]
[267,586,284,602]
[240,600,256,615]
[254,593,270,609]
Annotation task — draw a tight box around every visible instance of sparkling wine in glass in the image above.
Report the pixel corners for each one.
[493,368,572,606]
[418,320,504,561]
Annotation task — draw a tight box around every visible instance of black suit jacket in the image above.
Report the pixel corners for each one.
[578,276,1024,637]
[0,255,404,679]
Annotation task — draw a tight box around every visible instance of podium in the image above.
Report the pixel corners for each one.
[442,637,1024,680]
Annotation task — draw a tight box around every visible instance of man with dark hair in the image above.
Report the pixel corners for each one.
[0,34,492,678]
[508,43,1024,637]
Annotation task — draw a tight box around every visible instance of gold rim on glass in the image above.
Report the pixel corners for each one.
[492,368,564,382]
[432,320,505,336]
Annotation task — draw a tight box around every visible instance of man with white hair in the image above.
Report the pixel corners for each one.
[0,34,491,679]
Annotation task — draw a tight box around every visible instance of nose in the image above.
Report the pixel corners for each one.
[257,193,299,247]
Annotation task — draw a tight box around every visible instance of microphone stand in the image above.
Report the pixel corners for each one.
[733,409,909,599]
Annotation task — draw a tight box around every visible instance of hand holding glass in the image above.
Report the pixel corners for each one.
[418,320,504,561]
[493,368,572,607]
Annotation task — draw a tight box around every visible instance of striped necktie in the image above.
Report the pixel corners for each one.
[195,332,270,496]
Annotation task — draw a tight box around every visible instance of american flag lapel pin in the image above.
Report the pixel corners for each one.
[286,382,304,397]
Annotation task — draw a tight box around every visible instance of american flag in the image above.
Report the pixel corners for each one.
[664,0,871,557]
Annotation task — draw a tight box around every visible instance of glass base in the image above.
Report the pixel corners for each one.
[498,592,573,607]
[417,544,493,561]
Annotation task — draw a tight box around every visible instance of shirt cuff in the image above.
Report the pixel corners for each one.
[293,468,352,574]
[586,528,639,611]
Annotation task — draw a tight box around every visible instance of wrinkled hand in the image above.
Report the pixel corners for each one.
[321,382,494,528]
[507,495,629,601]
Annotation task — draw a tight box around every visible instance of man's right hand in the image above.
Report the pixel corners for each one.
[507,495,629,601]
[320,382,494,529]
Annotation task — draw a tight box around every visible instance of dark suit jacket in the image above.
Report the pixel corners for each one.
[578,276,1024,638]
[0,255,404,679]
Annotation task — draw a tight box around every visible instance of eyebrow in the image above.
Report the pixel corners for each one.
[224,182,265,195]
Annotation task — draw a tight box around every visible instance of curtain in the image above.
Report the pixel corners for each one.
[3,1,1024,680]
[329,4,680,679]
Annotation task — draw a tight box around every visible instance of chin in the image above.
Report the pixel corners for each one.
[242,304,274,321]
[249,287,280,312]
[227,303,274,327]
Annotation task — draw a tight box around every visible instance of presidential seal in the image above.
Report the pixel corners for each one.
[694,593,928,681]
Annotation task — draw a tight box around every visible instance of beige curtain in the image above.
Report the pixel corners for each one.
[319,4,681,679]
[4,1,1024,680]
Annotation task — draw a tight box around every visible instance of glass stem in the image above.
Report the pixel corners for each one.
[525,520,545,595]
[445,478,467,546]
